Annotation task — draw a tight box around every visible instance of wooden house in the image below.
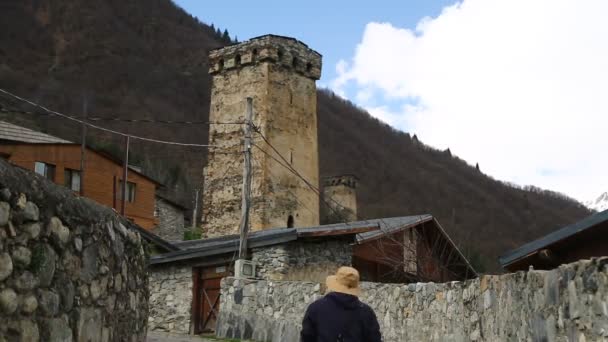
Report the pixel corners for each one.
[0,120,160,229]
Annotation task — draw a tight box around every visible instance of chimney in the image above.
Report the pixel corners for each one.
[322,175,358,223]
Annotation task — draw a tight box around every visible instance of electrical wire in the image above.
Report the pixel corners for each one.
[0,88,230,148]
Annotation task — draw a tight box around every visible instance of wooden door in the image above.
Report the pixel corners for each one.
[194,265,230,333]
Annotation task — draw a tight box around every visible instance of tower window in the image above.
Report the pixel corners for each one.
[235,54,241,65]
[277,49,284,61]
[287,215,294,228]
[292,57,298,68]
[218,59,224,71]
[306,62,312,72]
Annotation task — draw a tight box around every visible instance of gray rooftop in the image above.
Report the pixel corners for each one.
[149,214,477,277]
[0,121,72,144]
[499,208,608,268]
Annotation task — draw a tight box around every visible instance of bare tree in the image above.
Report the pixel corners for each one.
[361,222,476,283]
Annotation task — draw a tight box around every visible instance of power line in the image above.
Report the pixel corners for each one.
[251,141,353,225]
[1,106,243,126]
[0,88,228,148]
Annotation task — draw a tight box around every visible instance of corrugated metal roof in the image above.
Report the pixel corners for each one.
[355,215,433,242]
[150,214,477,278]
[0,121,73,144]
[499,209,608,268]
[152,216,430,265]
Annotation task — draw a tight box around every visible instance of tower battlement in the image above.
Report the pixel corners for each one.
[323,174,359,189]
[209,35,322,80]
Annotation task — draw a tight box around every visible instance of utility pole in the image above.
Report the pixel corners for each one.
[191,188,199,230]
[79,96,87,196]
[238,97,253,259]
[121,135,130,216]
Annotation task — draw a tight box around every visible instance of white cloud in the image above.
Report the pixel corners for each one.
[332,0,608,203]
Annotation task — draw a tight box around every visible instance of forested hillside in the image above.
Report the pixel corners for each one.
[0,0,591,271]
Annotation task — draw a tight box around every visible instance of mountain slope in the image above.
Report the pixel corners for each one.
[586,192,608,212]
[0,0,591,271]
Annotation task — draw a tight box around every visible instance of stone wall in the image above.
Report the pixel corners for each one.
[148,264,192,334]
[153,198,185,241]
[0,159,149,341]
[217,257,608,342]
[252,239,352,282]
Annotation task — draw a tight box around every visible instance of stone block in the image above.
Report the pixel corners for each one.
[21,202,39,222]
[32,244,57,287]
[22,222,41,239]
[0,253,13,281]
[38,289,60,316]
[48,217,70,247]
[14,271,38,292]
[20,294,38,314]
[77,308,102,342]
[81,244,99,283]
[12,246,32,268]
[0,288,18,314]
[42,315,72,342]
[0,202,9,226]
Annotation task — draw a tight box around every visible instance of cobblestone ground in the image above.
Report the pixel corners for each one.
[146,331,218,342]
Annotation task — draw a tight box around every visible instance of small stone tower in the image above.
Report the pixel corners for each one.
[322,175,358,223]
[202,35,322,237]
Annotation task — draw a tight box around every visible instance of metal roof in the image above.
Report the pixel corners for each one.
[499,209,608,268]
[356,215,433,243]
[150,228,298,264]
[151,220,385,265]
[0,121,72,144]
[150,215,461,266]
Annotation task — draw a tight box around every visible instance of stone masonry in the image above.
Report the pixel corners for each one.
[322,175,358,223]
[217,257,608,342]
[153,197,185,241]
[0,159,149,341]
[252,239,352,282]
[202,35,322,237]
[148,264,193,334]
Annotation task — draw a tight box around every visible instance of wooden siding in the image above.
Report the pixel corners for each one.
[0,143,157,229]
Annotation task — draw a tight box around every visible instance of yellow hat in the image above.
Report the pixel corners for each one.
[325,266,360,297]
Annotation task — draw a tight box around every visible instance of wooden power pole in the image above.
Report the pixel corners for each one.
[121,135,130,216]
[238,97,253,259]
[79,96,87,196]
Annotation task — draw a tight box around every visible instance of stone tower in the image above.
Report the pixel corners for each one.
[202,35,322,237]
[322,175,358,223]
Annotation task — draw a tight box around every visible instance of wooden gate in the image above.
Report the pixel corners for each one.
[193,265,230,333]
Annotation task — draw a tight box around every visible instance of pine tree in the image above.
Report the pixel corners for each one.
[222,29,230,43]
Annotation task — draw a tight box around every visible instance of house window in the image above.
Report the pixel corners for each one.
[64,169,81,192]
[117,180,136,203]
[34,162,56,181]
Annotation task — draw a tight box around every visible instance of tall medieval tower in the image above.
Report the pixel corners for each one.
[202,35,322,237]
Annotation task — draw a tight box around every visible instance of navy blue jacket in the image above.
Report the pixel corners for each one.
[300,292,382,342]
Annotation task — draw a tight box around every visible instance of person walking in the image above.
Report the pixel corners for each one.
[300,266,382,342]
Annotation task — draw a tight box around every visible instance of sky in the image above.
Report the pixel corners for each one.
[176,0,608,204]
